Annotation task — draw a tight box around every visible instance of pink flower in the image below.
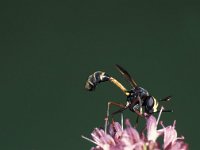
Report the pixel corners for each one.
[161,121,188,150]
[82,113,188,150]
[146,115,163,142]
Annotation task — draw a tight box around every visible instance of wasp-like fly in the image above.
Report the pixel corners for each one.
[85,64,172,129]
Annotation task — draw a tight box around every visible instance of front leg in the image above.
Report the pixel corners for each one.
[134,109,144,118]
[131,96,144,127]
[137,96,143,114]
[130,96,144,117]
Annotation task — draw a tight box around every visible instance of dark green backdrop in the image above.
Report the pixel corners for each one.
[0,0,199,149]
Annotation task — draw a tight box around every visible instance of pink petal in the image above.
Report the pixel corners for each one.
[120,119,142,147]
[109,122,123,139]
[163,126,177,149]
[125,119,141,143]
[165,140,188,150]
[91,128,116,147]
[146,115,163,141]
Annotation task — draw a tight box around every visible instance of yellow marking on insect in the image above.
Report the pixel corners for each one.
[153,97,159,112]
[125,92,130,96]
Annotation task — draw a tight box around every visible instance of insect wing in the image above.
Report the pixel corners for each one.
[115,64,138,87]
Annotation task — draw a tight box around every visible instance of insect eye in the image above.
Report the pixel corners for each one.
[146,97,154,108]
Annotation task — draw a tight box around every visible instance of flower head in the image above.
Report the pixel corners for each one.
[82,114,188,150]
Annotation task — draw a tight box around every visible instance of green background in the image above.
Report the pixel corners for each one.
[0,0,199,149]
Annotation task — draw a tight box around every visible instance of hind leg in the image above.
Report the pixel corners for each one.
[105,101,126,133]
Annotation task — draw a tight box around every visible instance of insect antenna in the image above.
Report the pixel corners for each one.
[154,109,173,113]
[160,96,172,102]
[162,109,173,112]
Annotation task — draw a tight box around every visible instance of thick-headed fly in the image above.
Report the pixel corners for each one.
[85,64,172,130]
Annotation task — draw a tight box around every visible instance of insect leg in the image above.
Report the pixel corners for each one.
[132,96,145,127]
[132,96,143,116]
[134,115,139,128]
[137,96,143,114]
[133,109,144,117]
[105,101,126,133]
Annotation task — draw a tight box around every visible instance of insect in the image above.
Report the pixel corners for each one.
[85,64,172,129]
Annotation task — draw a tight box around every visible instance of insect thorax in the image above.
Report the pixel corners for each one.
[127,87,149,102]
